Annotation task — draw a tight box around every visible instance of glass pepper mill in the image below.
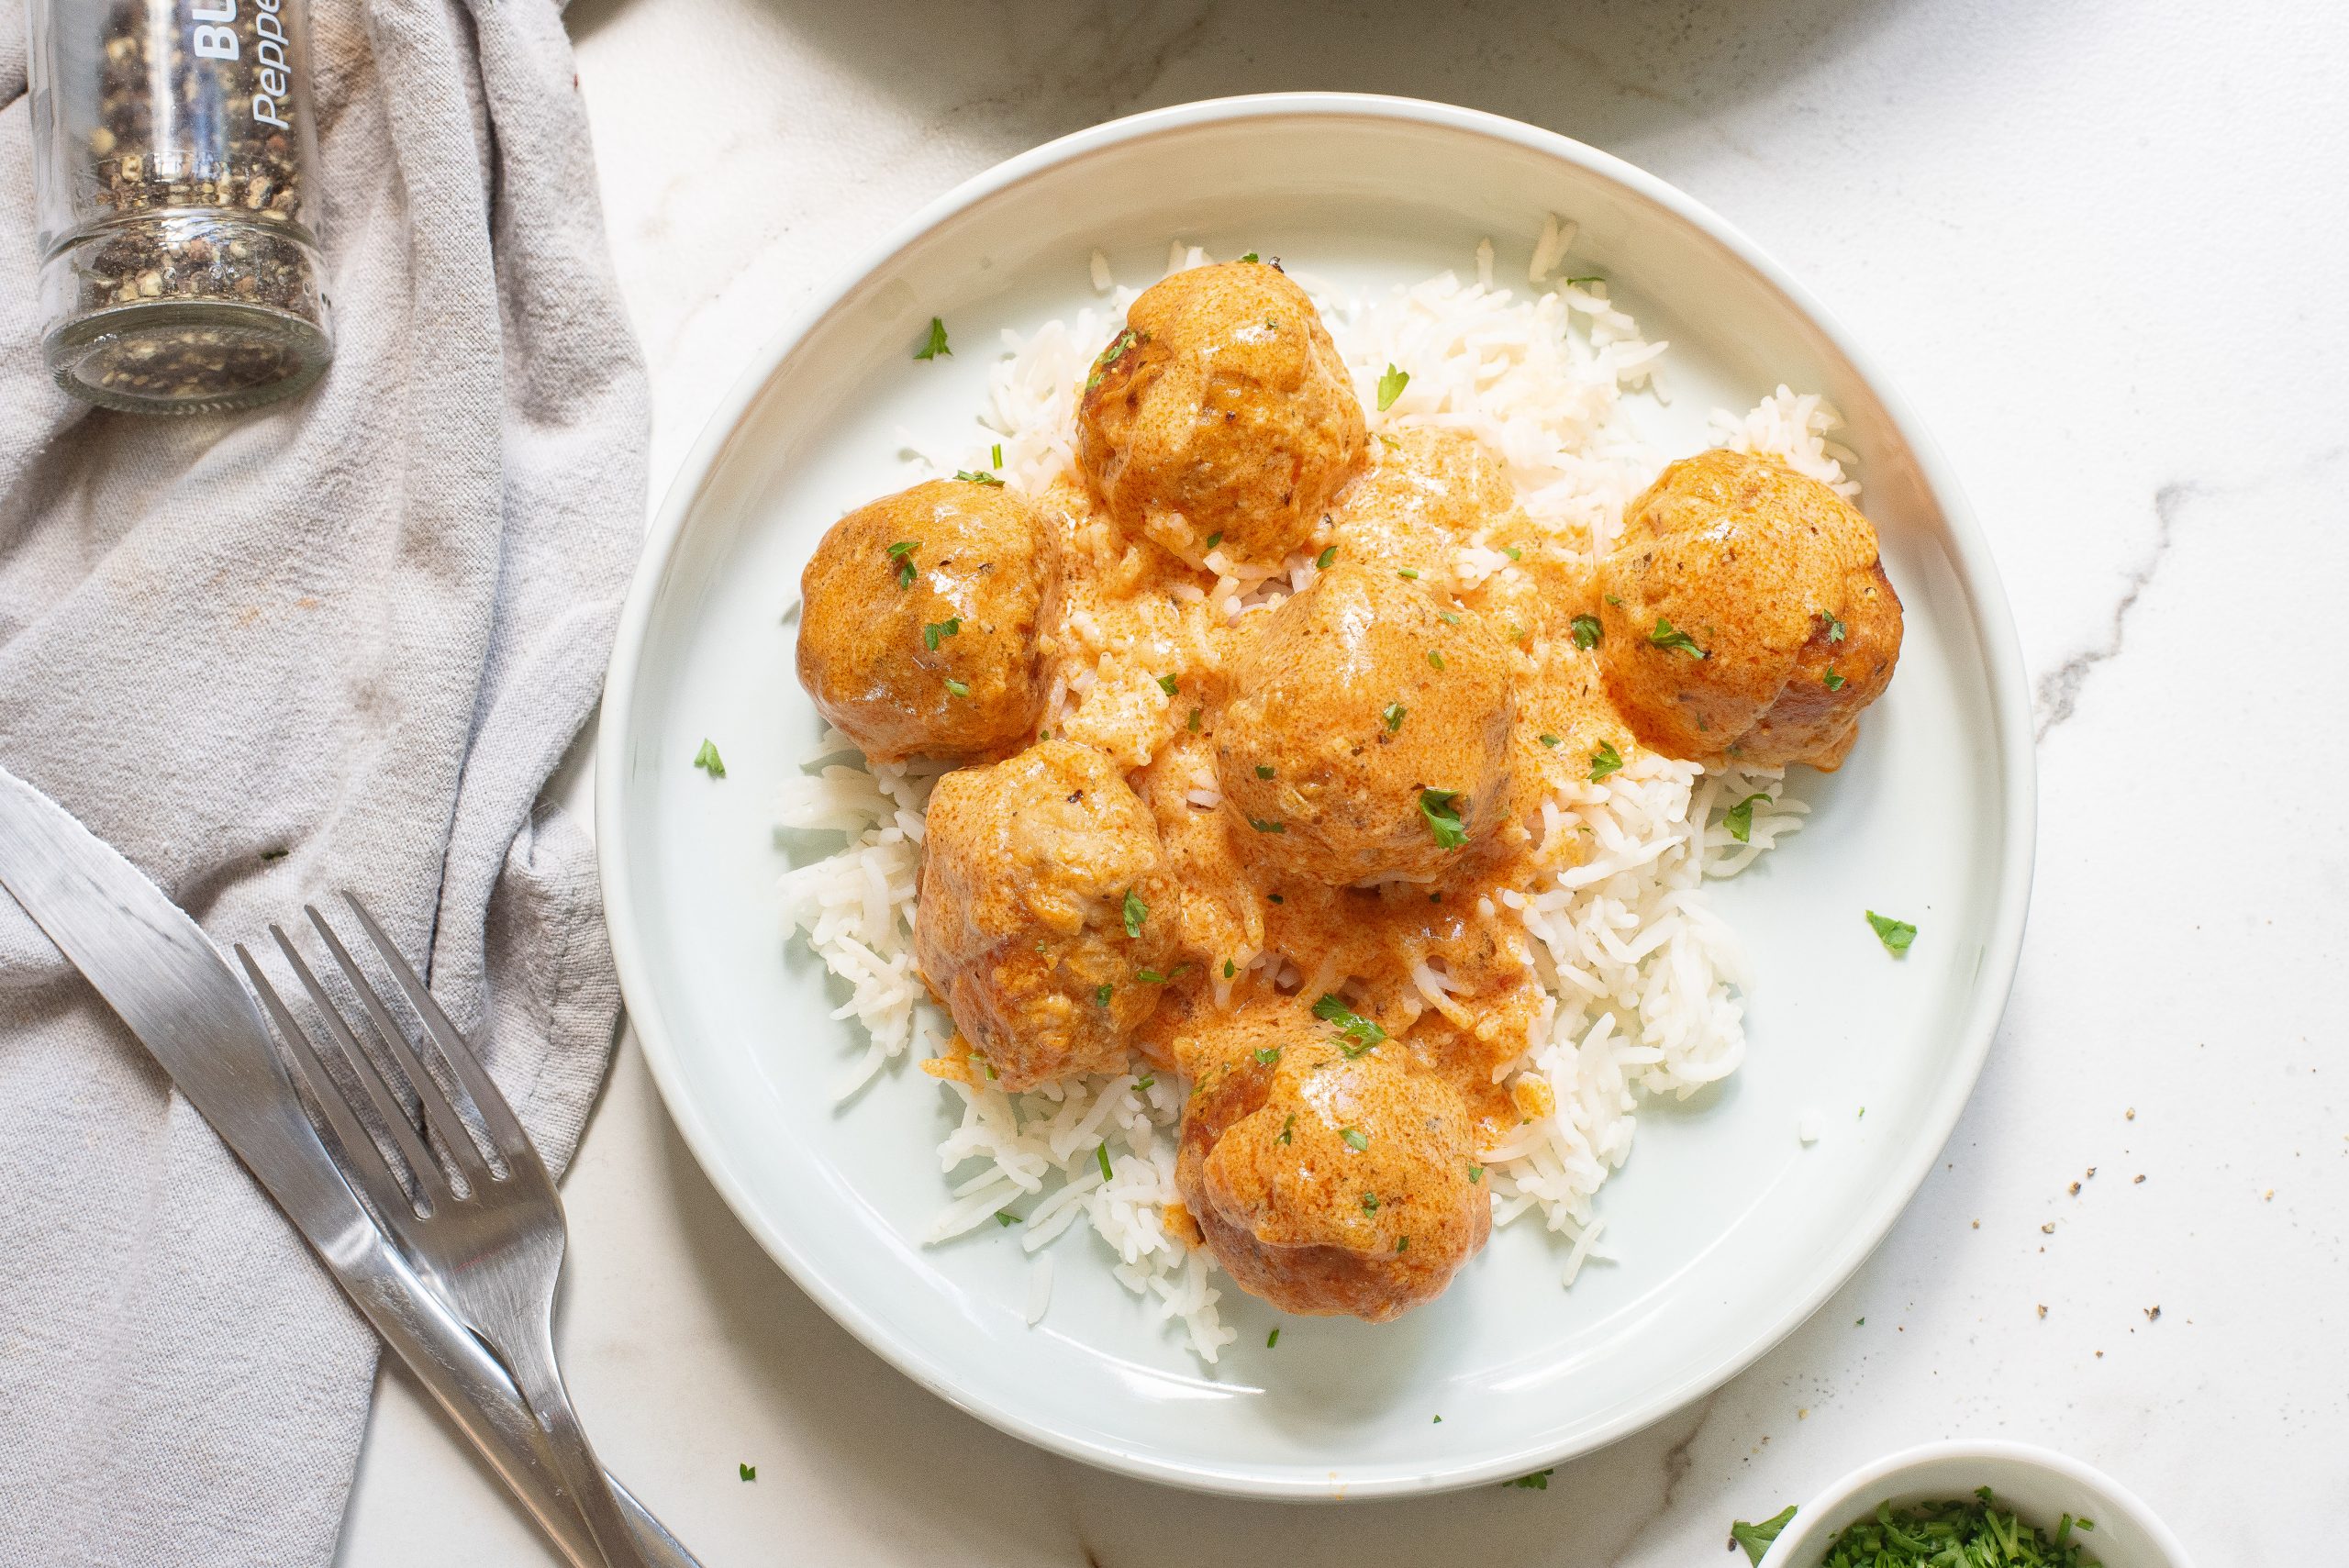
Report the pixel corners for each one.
[25,0,333,415]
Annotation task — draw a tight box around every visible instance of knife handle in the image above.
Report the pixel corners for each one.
[345,1243,700,1566]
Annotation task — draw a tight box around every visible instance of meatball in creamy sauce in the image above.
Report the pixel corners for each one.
[800,273,1904,1322]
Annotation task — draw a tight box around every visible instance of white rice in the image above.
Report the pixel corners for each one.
[780,231,1853,1358]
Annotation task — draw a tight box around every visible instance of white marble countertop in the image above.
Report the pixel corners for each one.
[337,2,2348,1562]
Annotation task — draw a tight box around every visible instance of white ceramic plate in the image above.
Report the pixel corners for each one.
[596,95,2034,1498]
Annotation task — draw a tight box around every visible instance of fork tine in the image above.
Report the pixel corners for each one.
[238,940,431,1225]
[340,892,540,1174]
[305,903,498,1191]
[268,924,449,1206]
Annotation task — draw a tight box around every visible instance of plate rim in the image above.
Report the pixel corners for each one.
[595,90,2040,1499]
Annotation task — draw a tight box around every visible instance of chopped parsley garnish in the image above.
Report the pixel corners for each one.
[1722,791,1771,843]
[1824,668,1847,691]
[1205,531,1223,549]
[1136,968,1171,984]
[1384,703,1407,733]
[992,443,1004,468]
[1255,764,1275,778]
[1397,568,1420,581]
[922,617,961,651]
[1824,610,1846,642]
[1086,327,1140,393]
[1588,740,1623,782]
[1467,1164,1484,1183]
[692,739,726,778]
[914,317,951,360]
[1313,993,1389,1053]
[1265,1327,1279,1348]
[886,538,920,587]
[1316,545,1337,571]
[1439,609,1460,625]
[1866,910,1918,954]
[1564,274,1605,287]
[1187,707,1202,731]
[952,469,1005,486]
[942,676,971,698]
[1156,673,1180,696]
[1647,616,1708,659]
[1395,1236,1409,1251]
[1426,650,1445,671]
[1123,888,1149,938]
[1799,1490,2094,1568]
[1570,614,1602,650]
[1252,1046,1282,1067]
[740,1462,757,1482]
[1341,1128,1369,1152]
[1419,787,1468,849]
[1361,1192,1379,1214]
[1537,733,1561,748]
[1095,983,1113,1007]
[1223,959,1237,979]
[1730,1505,1795,1563]
[1241,251,1261,263]
[1133,1075,1154,1092]
[1507,1469,1553,1490]
[995,1211,1018,1228]
[1095,1143,1114,1182]
[1376,363,1410,411]
[1503,545,1522,562]
[1277,1113,1296,1146]
[1248,817,1286,834]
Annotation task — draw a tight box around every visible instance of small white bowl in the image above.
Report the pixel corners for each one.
[1757,1441,2194,1568]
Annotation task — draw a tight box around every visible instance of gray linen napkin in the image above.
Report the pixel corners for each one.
[0,0,647,1562]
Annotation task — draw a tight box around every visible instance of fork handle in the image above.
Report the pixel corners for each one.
[498,1318,659,1568]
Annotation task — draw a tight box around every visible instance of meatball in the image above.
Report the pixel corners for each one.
[1329,427,1520,576]
[1597,449,1902,769]
[1174,997,1489,1321]
[797,479,1060,764]
[1217,562,1516,885]
[1075,260,1365,568]
[916,740,1183,1090]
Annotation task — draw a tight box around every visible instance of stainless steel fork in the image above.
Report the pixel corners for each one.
[236,894,649,1568]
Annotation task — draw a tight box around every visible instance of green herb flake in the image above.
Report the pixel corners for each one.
[1205,531,1224,550]
[1311,993,1390,1054]
[1361,1192,1379,1215]
[1570,613,1603,650]
[1277,1112,1297,1146]
[740,1462,757,1482]
[1187,707,1202,731]
[1425,650,1446,672]
[1824,668,1847,691]
[1467,1164,1484,1184]
[1647,616,1708,659]
[1123,887,1149,938]
[1866,910,1918,954]
[1439,609,1461,626]
[1249,817,1286,834]
[1722,791,1771,843]
[922,617,961,651]
[995,1211,1018,1228]
[1419,787,1469,849]
[1384,703,1408,733]
[1341,1128,1369,1152]
[1252,1046,1282,1067]
[992,443,1004,469]
[1133,1075,1154,1092]
[1241,251,1261,264]
[1397,568,1420,581]
[1254,764,1275,779]
[1224,959,1238,979]
[1157,673,1180,696]
[1564,274,1605,287]
[1376,363,1410,412]
[1503,545,1523,562]
[1537,733,1562,748]
[952,469,1005,487]
[1095,984,1113,1007]
[1729,1504,1796,1563]
[1506,1469,1553,1491]
[1824,610,1846,642]
[1095,1143,1114,1182]
[942,676,971,698]
[1316,545,1337,571]
[1588,740,1623,783]
[1605,593,1621,606]
[886,539,920,588]
[692,740,726,778]
[259,846,290,862]
[1136,965,1188,984]
[914,317,951,360]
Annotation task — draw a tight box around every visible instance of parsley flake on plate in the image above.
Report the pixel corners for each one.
[1277,1112,1296,1145]
[1376,363,1410,411]
[1122,887,1149,938]
[1265,1327,1279,1347]
[885,538,919,588]
[1157,673,1180,696]
[941,676,970,698]
[1255,764,1275,778]
[1729,1504,1794,1563]
[1587,740,1623,782]
[1824,668,1846,691]
[739,1462,757,1482]
[1506,1469,1553,1490]
[1252,1045,1281,1067]
[921,617,960,651]
[1647,616,1708,658]
[1427,649,1446,671]
[1095,1143,1113,1182]
[1205,531,1223,550]
[1384,702,1407,732]
[913,317,951,360]
[1398,568,1420,581]
[1865,910,1917,954]
[1341,1128,1369,1152]
[1722,791,1771,843]
[1312,993,1388,1053]
[1570,613,1602,650]
[1419,787,1468,848]
[952,468,1004,487]
[1537,733,1561,748]
[691,739,725,778]
[1095,983,1113,1007]
[1248,817,1286,834]
[1316,545,1337,571]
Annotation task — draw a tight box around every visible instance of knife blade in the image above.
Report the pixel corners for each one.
[0,762,696,1568]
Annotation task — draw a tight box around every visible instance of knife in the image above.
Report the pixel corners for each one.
[0,762,698,1568]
